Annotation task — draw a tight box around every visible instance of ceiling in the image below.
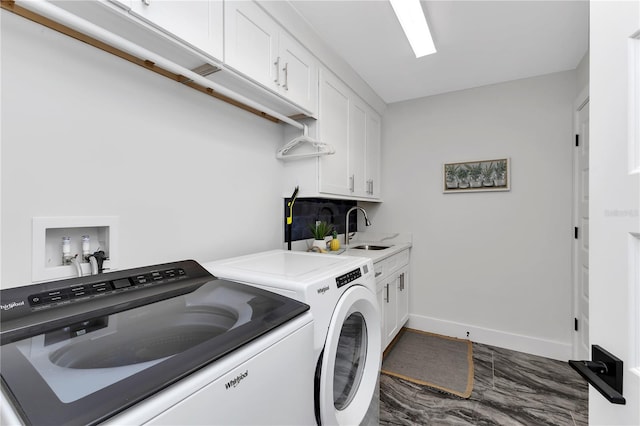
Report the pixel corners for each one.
[288,0,589,104]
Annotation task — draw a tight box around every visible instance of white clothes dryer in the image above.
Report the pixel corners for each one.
[204,250,381,426]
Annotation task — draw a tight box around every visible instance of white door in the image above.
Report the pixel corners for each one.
[318,286,381,425]
[573,96,590,360]
[590,1,640,423]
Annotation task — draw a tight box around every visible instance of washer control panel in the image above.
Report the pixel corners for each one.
[27,268,187,309]
[335,267,362,288]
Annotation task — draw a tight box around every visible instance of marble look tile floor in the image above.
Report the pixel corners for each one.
[380,342,588,425]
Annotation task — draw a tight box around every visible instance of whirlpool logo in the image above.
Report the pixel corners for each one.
[225,370,248,390]
[317,286,330,295]
[0,301,25,311]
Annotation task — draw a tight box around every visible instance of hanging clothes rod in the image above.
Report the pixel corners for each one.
[13,0,306,131]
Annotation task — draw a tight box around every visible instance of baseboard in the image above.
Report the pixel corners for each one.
[407,314,572,361]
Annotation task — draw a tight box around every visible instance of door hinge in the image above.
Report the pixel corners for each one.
[575,134,580,147]
[574,227,579,239]
[575,317,579,331]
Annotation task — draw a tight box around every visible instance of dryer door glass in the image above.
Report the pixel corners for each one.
[333,312,367,409]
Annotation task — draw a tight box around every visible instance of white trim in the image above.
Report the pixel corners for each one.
[629,31,640,174]
[630,233,640,373]
[407,314,572,361]
[572,85,589,360]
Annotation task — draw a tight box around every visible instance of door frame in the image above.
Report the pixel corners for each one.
[572,85,589,360]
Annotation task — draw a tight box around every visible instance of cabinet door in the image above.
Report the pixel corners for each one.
[318,70,350,196]
[349,99,368,197]
[279,32,318,114]
[365,108,381,198]
[129,0,223,60]
[383,278,398,347]
[396,267,409,327]
[224,1,279,88]
[376,280,385,351]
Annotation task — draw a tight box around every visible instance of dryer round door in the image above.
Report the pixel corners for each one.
[318,285,381,425]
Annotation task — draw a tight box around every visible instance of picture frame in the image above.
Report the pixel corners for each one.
[443,158,510,193]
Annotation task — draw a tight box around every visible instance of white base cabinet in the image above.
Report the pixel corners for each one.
[375,250,410,350]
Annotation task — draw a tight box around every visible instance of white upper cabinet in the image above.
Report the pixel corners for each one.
[128,0,224,60]
[224,0,278,87]
[318,69,350,195]
[278,32,318,115]
[318,68,381,200]
[224,1,318,115]
[365,108,381,198]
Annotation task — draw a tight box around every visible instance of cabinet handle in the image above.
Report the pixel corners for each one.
[385,284,389,303]
[273,57,280,86]
[142,0,150,5]
[400,273,405,291]
[282,63,289,90]
[375,271,382,277]
[349,174,355,192]
[370,179,374,195]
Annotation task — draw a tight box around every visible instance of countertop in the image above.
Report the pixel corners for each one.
[326,232,412,264]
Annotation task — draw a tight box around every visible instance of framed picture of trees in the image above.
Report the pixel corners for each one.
[443,158,510,193]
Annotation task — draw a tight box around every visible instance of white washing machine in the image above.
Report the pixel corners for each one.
[0,260,316,425]
[203,250,381,426]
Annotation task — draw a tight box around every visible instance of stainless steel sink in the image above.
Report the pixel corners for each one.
[351,244,392,251]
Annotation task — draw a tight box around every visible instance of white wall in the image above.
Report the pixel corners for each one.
[1,11,285,288]
[369,71,577,360]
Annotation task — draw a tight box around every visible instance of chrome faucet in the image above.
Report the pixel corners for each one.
[345,206,372,246]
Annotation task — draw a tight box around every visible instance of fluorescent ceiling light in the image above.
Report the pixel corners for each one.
[389,0,437,58]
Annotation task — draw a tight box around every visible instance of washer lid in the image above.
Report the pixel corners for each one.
[225,251,344,277]
[207,250,369,285]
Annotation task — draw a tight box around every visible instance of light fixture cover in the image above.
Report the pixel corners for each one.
[389,0,437,57]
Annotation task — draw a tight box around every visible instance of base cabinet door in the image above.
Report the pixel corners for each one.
[375,249,411,349]
[383,277,398,347]
[396,267,409,327]
[376,281,385,355]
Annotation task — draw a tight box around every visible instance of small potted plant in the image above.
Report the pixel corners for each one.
[494,160,507,186]
[468,163,483,188]
[456,165,470,189]
[482,163,495,187]
[445,164,459,189]
[308,221,333,249]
